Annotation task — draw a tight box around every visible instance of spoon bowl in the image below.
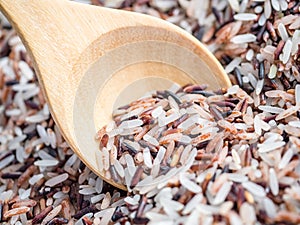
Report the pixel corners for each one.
[0,0,231,190]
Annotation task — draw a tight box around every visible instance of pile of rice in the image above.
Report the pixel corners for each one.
[0,0,299,224]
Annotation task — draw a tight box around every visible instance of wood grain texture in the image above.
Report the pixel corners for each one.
[0,0,231,190]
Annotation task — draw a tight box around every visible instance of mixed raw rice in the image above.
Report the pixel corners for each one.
[0,0,300,224]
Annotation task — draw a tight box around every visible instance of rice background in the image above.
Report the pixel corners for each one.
[0,0,299,224]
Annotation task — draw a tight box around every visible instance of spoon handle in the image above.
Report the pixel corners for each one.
[0,0,118,79]
[0,0,131,162]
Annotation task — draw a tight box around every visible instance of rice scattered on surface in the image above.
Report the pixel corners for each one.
[0,0,300,224]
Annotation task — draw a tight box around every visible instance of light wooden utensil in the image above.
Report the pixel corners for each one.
[0,0,231,190]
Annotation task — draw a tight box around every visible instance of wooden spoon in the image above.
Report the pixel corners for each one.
[0,0,231,190]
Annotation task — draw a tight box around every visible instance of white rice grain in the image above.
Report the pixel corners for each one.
[295,84,300,106]
[280,39,292,64]
[25,114,48,123]
[290,17,300,30]
[23,87,40,100]
[234,13,257,21]
[151,106,164,118]
[229,212,243,225]
[0,190,13,202]
[12,83,36,92]
[225,57,242,73]
[255,79,264,95]
[278,148,294,169]
[95,177,103,194]
[113,160,125,178]
[20,188,31,200]
[246,49,254,61]
[258,13,266,26]
[279,0,288,11]
[288,120,300,128]
[228,0,240,12]
[268,64,278,79]
[154,147,166,165]
[278,23,289,41]
[271,0,280,11]
[213,182,232,205]
[239,0,249,13]
[102,147,110,171]
[228,173,248,183]
[231,34,256,44]
[143,134,159,146]
[91,194,105,204]
[269,168,279,196]
[264,0,272,19]
[258,105,284,114]
[29,174,44,185]
[44,173,69,187]
[240,202,256,224]
[38,150,56,161]
[120,108,143,121]
[254,6,263,14]
[18,60,34,80]
[5,109,21,117]
[182,194,203,215]
[276,105,300,121]
[79,187,97,195]
[258,141,285,153]
[242,181,266,197]
[180,173,201,193]
[247,73,257,89]
[158,112,181,127]
[263,197,277,218]
[291,30,300,55]
[119,119,143,129]
[34,159,59,167]
[0,155,15,170]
